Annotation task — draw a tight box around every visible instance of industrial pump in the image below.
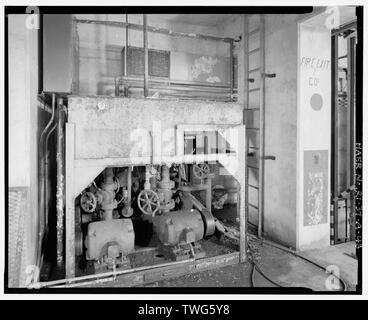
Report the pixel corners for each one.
[78,163,216,270]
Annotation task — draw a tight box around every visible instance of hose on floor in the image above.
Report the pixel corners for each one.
[247,233,347,291]
[250,262,283,287]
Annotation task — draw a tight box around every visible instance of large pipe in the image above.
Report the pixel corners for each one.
[37,93,56,270]
[38,13,43,93]
[56,98,65,269]
[258,15,265,238]
[44,121,57,228]
[102,167,115,221]
[143,14,148,97]
[229,39,234,100]
[124,14,128,77]
[29,257,196,289]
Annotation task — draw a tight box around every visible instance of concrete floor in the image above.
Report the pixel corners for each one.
[299,241,358,290]
[80,205,358,291]
[139,239,357,291]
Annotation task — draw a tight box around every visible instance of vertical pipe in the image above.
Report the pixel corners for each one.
[205,177,212,213]
[65,123,76,279]
[143,14,149,97]
[258,14,265,238]
[347,36,356,241]
[44,121,57,229]
[240,14,249,262]
[38,13,43,93]
[330,34,337,245]
[56,97,65,269]
[347,37,352,199]
[124,14,128,77]
[37,93,56,269]
[332,34,339,243]
[127,166,132,212]
[229,39,234,101]
[72,17,79,94]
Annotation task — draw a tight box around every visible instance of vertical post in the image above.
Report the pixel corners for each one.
[240,14,249,263]
[229,39,234,101]
[347,35,356,240]
[127,166,132,212]
[238,126,247,263]
[143,14,149,97]
[38,13,43,93]
[125,14,128,77]
[56,98,65,271]
[258,14,265,238]
[65,123,75,278]
[72,17,79,94]
[331,34,339,244]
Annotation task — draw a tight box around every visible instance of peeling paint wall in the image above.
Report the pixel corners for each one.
[74,14,233,95]
[68,96,243,159]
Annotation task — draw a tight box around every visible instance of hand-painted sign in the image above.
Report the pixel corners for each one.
[304,150,328,226]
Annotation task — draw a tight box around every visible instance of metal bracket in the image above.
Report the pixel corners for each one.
[263,73,276,78]
[234,35,242,42]
[262,155,276,160]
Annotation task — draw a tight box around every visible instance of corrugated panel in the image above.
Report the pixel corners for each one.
[8,187,28,288]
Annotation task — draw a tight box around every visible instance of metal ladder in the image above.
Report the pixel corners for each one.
[244,15,274,238]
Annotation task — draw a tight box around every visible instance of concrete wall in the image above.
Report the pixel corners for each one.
[297,16,331,251]
[262,14,300,248]
[43,14,73,92]
[218,13,301,247]
[74,14,232,95]
[68,96,243,159]
[8,14,39,285]
[218,12,332,251]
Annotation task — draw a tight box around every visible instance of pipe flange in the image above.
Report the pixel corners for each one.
[158,180,175,189]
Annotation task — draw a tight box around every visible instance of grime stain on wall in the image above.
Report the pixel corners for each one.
[304,150,328,226]
[190,56,221,83]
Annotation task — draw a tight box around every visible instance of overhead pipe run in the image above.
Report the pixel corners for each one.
[74,18,234,43]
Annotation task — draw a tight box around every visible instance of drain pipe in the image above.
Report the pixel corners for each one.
[56,98,65,270]
[44,121,57,228]
[37,93,56,271]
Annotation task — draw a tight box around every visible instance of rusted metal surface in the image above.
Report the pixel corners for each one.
[65,123,76,279]
[56,98,65,269]
[37,93,56,272]
[67,96,243,160]
[30,251,239,288]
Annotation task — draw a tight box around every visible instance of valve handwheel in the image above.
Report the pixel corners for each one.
[138,189,160,216]
[193,163,210,180]
[80,191,97,213]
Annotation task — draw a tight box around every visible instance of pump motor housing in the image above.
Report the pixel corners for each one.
[85,219,135,261]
